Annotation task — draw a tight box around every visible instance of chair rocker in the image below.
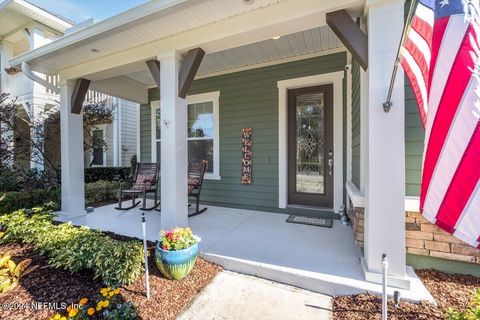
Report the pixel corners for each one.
[188,161,208,217]
[115,162,160,211]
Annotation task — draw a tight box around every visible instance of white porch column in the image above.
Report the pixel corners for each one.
[60,80,85,214]
[363,0,407,288]
[158,50,188,230]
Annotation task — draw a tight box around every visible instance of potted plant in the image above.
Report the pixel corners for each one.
[155,227,201,280]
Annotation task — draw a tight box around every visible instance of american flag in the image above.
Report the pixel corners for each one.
[400,0,480,248]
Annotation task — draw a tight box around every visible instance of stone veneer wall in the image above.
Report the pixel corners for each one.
[348,206,480,264]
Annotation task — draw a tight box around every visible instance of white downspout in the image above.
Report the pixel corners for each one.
[21,62,59,94]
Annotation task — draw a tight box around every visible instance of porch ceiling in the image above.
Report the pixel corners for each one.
[9,0,363,79]
[124,25,344,87]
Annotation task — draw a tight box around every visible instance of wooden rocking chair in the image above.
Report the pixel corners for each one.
[188,161,208,217]
[115,162,160,211]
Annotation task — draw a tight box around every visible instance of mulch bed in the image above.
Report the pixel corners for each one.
[0,235,222,320]
[333,269,480,319]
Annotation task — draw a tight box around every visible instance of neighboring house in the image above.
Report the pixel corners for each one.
[0,0,138,170]
[7,0,479,293]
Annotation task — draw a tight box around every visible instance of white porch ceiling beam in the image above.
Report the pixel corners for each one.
[44,0,361,81]
[89,76,148,104]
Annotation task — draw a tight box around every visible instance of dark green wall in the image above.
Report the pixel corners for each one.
[351,58,361,189]
[405,82,424,196]
[141,53,347,214]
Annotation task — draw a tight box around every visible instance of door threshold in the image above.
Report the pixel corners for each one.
[287,204,335,212]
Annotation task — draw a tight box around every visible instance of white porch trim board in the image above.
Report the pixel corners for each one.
[158,50,188,230]
[277,71,344,213]
[346,181,420,213]
[60,81,85,215]
[363,0,407,288]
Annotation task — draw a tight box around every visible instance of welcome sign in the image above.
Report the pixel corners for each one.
[241,128,252,184]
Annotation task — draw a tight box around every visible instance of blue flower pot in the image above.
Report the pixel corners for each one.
[155,242,198,280]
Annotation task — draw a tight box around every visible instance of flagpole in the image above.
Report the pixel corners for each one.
[382,0,417,112]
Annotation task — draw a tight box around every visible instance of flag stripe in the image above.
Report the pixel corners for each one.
[427,16,450,95]
[415,2,435,27]
[411,15,433,49]
[404,37,430,85]
[435,123,480,233]
[420,25,477,212]
[422,77,480,220]
[401,50,429,124]
[425,16,470,146]
[453,181,480,248]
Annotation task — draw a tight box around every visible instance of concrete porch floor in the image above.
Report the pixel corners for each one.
[56,201,434,303]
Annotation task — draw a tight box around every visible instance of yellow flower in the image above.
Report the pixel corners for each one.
[103,300,109,308]
[106,287,111,291]
[60,317,66,320]
[54,314,61,320]
[96,301,103,311]
[87,307,95,316]
[79,298,88,305]
[108,291,114,297]
[67,305,72,312]
[68,308,78,317]
[114,288,120,295]
[100,288,109,296]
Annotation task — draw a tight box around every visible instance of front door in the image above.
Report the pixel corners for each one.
[288,84,334,207]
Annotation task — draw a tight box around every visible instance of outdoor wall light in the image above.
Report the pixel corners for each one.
[272,36,281,40]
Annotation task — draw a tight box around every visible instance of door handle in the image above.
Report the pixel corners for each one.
[328,150,333,176]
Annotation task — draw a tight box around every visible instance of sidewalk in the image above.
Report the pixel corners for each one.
[178,271,332,320]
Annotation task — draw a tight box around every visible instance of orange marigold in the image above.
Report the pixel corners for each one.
[87,307,95,316]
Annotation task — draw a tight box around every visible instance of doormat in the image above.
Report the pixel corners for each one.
[286,215,332,228]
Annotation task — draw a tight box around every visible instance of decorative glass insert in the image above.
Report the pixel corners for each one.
[295,92,325,194]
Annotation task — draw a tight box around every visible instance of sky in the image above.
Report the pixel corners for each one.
[29,0,149,23]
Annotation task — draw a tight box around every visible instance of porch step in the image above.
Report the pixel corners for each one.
[200,252,435,304]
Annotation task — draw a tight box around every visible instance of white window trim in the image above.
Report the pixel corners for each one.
[150,91,221,180]
[277,72,344,213]
[91,124,107,167]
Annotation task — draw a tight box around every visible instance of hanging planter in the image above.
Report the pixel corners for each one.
[155,227,200,280]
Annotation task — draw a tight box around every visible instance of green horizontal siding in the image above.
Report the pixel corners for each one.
[351,58,361,189]
[141,52,347,214]
[140,104,151,162]
[405,80,424,196]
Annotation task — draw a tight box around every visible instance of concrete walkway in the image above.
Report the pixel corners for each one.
[178,271,332,320]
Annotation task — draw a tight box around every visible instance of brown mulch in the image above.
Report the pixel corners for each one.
[0,235,222,320]
[333,269,480,319]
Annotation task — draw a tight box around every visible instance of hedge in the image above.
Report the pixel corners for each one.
[0,189,60,214]
[85,167,132,183]
[0,180,129,214]
[0,205,144,286]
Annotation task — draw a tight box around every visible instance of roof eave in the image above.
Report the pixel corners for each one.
[8,0,190,70]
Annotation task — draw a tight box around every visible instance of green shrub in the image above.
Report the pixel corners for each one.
[85,180,124,205]
[445,290,480,320]
[0,189,60,214]
[0,206,144,286]
[0,180,130,214]
[85,180,132,205]
[0,167,21,192]
[85,167,131,183]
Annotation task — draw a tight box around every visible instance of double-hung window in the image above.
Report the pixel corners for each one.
[151,91,220,179]
[91,125,106,166]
